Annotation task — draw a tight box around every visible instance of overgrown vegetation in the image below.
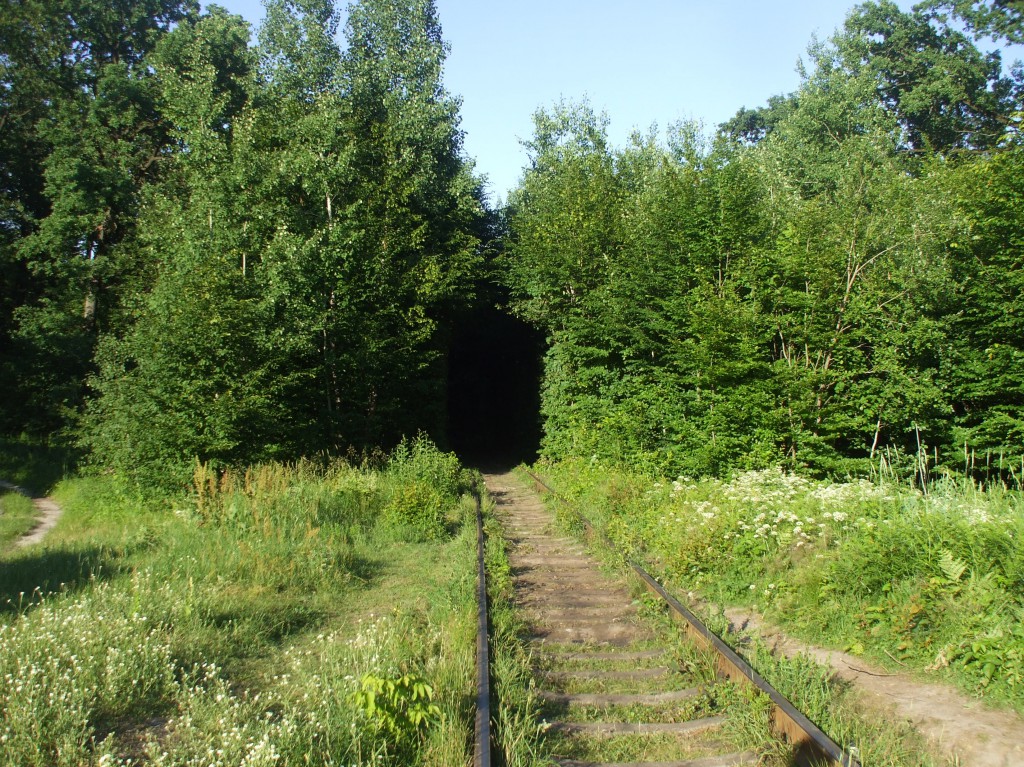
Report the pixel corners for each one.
[3,0,1021,486]
[0,438,478,766]
[1,0,486,489]
[0,436,78,495]
[0,491,36,548]
[538,458,1024,712]
[3,0,1023,759]
[505,1,1024,481]
[519,468,939,766]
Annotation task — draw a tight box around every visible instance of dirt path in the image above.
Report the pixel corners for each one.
[484,471,757,767]
[0,480,64,548]
[725,606,1024,767]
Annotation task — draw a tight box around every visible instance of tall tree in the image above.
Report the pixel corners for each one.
[81,6,276,488]
[321,0,484,447]
[835,0,1020,153]
[0,0,194,434]
[720,1,1022,155]
[83,0,485,487]
[920,0,1024,44]
[505,102,628,461]
[939,147,1024,468]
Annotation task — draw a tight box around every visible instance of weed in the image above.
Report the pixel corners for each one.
[0,492,36,547]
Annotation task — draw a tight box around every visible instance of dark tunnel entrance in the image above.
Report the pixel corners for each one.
[446,306,545,469]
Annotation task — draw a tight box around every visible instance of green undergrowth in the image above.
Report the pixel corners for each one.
[0,434,78,494]
[530,461,964,765]
[705,610,938,766]
[0,436,477,767]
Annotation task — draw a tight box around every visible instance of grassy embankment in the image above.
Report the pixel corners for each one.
[531,460,1017,764]
[1,437,478,767]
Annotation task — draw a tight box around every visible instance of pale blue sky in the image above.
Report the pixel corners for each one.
[213,0,1013,202]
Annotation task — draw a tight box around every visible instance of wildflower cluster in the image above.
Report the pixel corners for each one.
[1,577,177,767]
[2,584,453,766]
[127,668,300,767]
[2,443,474,766]
[634,468,903,586]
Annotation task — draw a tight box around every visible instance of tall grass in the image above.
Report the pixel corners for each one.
[1,438,477,766]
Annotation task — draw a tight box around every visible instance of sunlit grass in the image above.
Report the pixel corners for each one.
[0,492,36,548]
[0,438,477,766]
[536,457,1024,747]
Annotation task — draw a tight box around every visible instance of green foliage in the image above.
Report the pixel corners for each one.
[3,0,1023,501]
[955,622,1024,690]
[506,2,1023,481]
[1,443,476,766]
[1,0,484,490]
[0,0,196,435]
[67,0,485,488]
[381,437,467,540]
[351,672,441,746]
[387,434,468,501]
[382,482,447,541]
[0,492,37,548]
[0,434,78,494]
[920,0,1024,44]
[83,259,291,491]
[939,148,1024,472]
[185,437,462,553]
[833,0,1019,153]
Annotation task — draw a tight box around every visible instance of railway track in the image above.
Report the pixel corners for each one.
[473,470,860,767]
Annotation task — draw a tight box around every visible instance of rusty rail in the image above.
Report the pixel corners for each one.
[527,470,860,767]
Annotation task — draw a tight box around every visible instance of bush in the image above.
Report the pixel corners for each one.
[381,481,447,541]
[386,434,467,501]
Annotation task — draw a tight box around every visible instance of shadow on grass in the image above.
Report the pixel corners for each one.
[0,545,125,614]
[0,434,81,495]
[345,550,385,587]
[207,600,329,645]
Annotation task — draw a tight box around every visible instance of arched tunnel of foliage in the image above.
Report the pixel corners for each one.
[445,304,545,469]
[0,0,1022,487]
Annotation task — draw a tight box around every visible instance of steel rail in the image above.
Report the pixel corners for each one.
[474,490,492,767]
[527,471,861,767]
